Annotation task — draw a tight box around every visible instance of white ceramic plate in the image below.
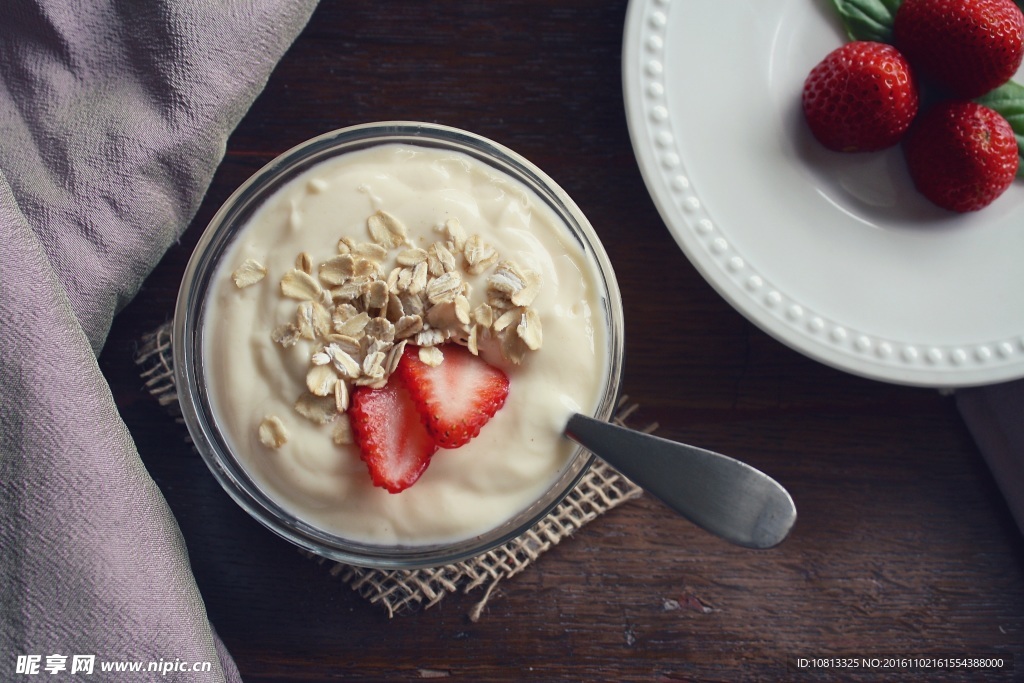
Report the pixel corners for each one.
[623,0,1024,387]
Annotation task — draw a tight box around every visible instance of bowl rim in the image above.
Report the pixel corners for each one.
[173,121,625,569]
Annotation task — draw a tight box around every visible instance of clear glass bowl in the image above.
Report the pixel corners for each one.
[174,121,624,569]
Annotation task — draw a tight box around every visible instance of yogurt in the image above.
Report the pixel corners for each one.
[203,143,610,545]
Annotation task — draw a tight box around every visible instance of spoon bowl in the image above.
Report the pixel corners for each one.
[565,413,796,549]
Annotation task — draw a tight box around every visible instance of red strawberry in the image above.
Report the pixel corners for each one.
[894,0,1024,99]
[349,381,438,493]
[802,41,920,152]
[396,344,510,449]
[903,100,1019,212]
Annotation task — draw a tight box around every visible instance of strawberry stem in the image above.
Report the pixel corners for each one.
[829,0,901,43]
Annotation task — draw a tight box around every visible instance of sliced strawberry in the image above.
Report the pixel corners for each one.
[349,381,438,493]
[397,344,510,449]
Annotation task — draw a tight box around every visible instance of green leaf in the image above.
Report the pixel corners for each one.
[829,0,902,43]
[976,80,1024,178]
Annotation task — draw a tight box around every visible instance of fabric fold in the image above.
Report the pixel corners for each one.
[1,0,318,679]
[956,380,1024,534]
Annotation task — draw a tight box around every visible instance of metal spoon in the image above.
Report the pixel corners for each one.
[565,413,796,549]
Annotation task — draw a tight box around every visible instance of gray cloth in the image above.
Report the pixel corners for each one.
[957,380,1024,534]
[1,0,317,679]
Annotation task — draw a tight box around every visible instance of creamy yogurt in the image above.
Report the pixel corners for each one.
[203,143,610,545]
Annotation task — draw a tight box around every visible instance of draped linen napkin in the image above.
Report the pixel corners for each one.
[957,380,1024,534]
[0,1,317,679]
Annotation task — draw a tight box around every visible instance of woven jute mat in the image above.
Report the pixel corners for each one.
[135,322,648,618]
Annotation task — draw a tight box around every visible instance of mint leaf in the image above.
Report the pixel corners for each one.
[977,80,1024,178]
[829,0,902,43]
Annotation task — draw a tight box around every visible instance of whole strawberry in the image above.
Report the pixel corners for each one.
[894,0,1024,99]
[803,41,920,152]
[903,100,1019,212]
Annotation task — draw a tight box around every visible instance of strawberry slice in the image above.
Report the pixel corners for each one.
[397,344,510,449]
[349,381,439,493]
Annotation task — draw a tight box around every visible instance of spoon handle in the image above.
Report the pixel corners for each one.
[565,413,796,549]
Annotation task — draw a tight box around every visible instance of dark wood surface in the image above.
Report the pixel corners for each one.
[98,2,1024,681]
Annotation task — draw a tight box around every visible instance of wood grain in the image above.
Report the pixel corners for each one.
[98,1,1024,680]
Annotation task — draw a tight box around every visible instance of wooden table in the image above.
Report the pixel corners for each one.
[98,1,1024,680]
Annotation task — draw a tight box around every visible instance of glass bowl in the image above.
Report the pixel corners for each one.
[174,121,624,569]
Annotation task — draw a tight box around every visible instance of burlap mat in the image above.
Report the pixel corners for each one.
[135,322,648,618]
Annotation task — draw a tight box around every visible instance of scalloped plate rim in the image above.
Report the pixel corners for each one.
[622,0,1024,388]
